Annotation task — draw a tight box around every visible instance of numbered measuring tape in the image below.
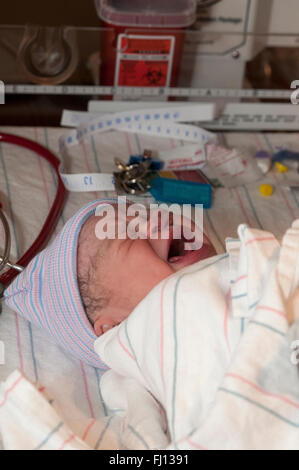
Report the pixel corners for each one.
[59,104,216,193]
[4,84,294,100]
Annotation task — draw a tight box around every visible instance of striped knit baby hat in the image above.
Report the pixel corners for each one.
[4,199,117,369]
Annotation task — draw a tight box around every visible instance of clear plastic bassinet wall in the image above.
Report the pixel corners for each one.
[1,0,299,125]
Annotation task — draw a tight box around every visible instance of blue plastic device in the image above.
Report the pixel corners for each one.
[129,155,164,171]
[149,177,212,208]
[272,150,299,163]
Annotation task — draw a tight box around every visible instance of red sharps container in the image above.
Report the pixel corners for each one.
[95,0,196,89]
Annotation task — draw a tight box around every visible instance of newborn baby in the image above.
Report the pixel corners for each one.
[77,201,216,337]
[5,199,216,369]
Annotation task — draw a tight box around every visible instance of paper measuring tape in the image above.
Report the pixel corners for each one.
[63,101,299,132]
[59,105,215,149]
[59,172,115,192]
[61,103,215,128]
[59,105,215,192]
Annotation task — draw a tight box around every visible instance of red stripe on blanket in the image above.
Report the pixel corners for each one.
[0,374,23,408]
[226,373,299,409]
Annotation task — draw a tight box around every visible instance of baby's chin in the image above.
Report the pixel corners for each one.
[168,243,217,271]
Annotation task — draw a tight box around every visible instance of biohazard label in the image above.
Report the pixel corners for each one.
[115,35,175,88]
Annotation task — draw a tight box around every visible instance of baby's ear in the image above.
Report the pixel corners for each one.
[93,307,122,337]
[94,316,115,336]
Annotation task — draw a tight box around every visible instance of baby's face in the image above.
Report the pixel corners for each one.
[78,203,216,336]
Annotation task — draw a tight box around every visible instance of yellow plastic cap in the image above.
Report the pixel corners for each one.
[259,184,274,197]
[275,162,289,173]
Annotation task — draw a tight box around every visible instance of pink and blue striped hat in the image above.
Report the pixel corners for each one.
[4,199,117,370]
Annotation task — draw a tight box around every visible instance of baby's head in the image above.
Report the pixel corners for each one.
[77,200,216,337]
[4,199,215,369]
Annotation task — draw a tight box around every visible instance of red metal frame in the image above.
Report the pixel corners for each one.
[0,132,67,287]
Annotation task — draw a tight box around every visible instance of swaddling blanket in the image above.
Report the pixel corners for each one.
[95,221,299,450]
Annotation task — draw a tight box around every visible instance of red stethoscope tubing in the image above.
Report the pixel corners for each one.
[0,132,67,287]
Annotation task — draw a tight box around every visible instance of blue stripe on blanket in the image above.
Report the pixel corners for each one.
[219,388,299,429]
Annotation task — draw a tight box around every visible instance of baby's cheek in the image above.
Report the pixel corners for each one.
[200,243,217,260]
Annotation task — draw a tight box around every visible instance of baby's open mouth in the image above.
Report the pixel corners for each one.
[149,216,215,270]
[167,238,188,263]
[166,228,205,269]
[167,234,215,270]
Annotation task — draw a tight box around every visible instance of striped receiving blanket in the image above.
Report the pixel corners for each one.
[95,221,299,450]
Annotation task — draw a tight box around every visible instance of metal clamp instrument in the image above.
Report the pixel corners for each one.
[113,152,212,208]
